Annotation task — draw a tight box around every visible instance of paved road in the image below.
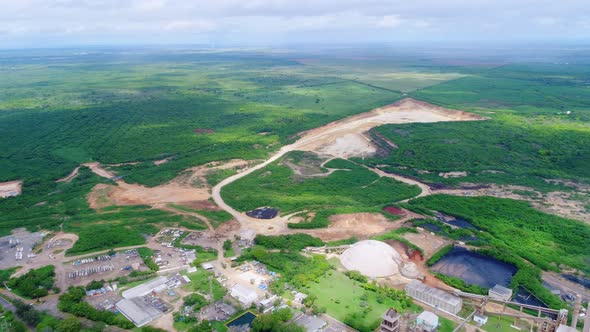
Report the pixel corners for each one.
[0,295,16,313]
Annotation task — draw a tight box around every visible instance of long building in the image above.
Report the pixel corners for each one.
[405,280,463,315]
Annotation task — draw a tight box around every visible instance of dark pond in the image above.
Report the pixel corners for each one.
[513,287,548,308]
[435,212,478,230]
[431,247,517,288]
[561,274,590,289]
[420,223,442,233]
[246,207,279,219]
[227,311,257,330]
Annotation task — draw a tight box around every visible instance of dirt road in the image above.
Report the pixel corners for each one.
[212,98,485,226]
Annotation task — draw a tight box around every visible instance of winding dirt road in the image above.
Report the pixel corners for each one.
[211,98,485,224]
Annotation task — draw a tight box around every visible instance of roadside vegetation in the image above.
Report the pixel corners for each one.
[7,265,56,299]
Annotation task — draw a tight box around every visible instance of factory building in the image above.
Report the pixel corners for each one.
[405,280,463,315]
[488,284,513,301]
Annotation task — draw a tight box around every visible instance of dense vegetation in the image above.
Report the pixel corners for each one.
[0,306,27,332]
[58,286,134,329]
[251,308,304,332]
[359,63,590,193]
[366,115,590,191]
[1,50,415,241]
[223,155,420,227]
[409,195,590,273]
[254,234,324,251]
[8,265,55,299]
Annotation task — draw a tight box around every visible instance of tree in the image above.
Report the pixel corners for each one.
[56,317,81,332]
[251,309,304,332]
[223,240,232,251]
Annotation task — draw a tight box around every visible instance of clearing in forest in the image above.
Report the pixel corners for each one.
[0,180,23,198]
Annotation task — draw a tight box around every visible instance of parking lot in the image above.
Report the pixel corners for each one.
[0,229,45,269]
[63,249,147,287]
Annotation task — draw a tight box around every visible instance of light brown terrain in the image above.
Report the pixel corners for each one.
[86,159,250,210]
[0,180,22,198]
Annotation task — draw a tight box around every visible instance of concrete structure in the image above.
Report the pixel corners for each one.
[416,311,439,332]
[571,294,581,328]
[340,240,402,278]
[489,284,513,301]
[116,297,163,327]
[473,314,488,326]
[380,308,400,332]
[239,229,256,242]
[230,284,259,306]
[401,262,421,279]
[293,313,327,332]
[122,276,168,299]
[556,325,578,332]
[294,292,308,304]
[405,280,463,315]
[259,295,277,313]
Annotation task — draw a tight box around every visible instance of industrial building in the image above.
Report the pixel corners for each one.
[293,313,327,332]
[380,308,401,332]
[416,311,439,332]
[116,297,163,327]
[230,284,259,306]
[122,276,168,299]
[488,284,513,301]
[405,280,463,314]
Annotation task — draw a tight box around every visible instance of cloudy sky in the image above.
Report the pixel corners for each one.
[1,0,589,48]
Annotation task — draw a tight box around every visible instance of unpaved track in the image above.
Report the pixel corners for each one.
[212,98,486,226]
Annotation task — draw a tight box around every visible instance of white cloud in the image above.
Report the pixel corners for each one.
[376,15,402,28]
[0,0,588,46]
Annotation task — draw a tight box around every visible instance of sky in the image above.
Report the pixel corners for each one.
[0,0,589,48]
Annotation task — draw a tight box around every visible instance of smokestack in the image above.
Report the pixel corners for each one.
[571,294,581,328]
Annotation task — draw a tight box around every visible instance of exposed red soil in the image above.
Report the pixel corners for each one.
[383,206,405,216]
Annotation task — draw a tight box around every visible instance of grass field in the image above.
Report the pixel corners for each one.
[306,268,416,332]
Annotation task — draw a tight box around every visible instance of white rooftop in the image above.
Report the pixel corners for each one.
[116,297,163,327]
[122,276,168,299]
[418,311,439,328]
[230,284,259,305]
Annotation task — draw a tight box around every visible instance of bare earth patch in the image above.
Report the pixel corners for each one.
[438,171,468,178]
[296,98,487,159]
[297,212,417,242]
[0,180,23,198]
[86,159,251,211]
[154,156,173,166]
[83,162,116,178]
[56,167,80,183]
